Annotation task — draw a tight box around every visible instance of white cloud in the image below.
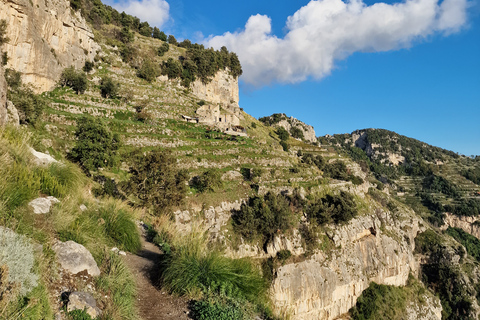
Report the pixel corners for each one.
[111,0,170,27]
[206,0,469,86]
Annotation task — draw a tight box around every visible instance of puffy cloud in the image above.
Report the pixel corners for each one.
[110,0,170,27]
[206,0,469,86]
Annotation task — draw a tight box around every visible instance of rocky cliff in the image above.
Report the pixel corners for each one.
[0,0,100,92]
[441,212,480,238]
[0,65,6,125]
[190,69,239,106]
[271,208,426,319]
[276,117,317,144]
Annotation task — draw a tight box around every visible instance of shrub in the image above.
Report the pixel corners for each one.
[59,67,88,94]
[190,169,223,193]
[167,35,178,45]
[275,127,289,141]
[69,116,121,171]
[0,227,38,297]
[119,26,134,43]
[191,295,250,320]
[120,45,138,63]
[152,27,166,40]
[137,59,159,82]
[302,153,325,170]
[67,309,94,320]
[126,150,188,211]
[8,87,46,125]
[0,19,8,47]
[306,191,358,225]
[232,192,294,242]
[290,127,304,139]
[446,227,480,262]
[99,76,120,98]
[4,68,21,90]
[83,60,94,73]
[280,141,289,152]
[157,42,169,56]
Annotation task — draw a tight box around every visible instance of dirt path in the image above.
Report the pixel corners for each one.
[122,236,191,320]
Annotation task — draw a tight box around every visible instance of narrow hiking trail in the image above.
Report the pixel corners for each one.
[122,235,191,320]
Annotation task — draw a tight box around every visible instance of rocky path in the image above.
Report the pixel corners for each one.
[122,235,190,320]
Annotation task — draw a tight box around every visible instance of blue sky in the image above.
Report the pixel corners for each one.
[105,0,480,156]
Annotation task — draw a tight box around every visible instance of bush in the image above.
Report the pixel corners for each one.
[137,59,160,82]
[59,67,88,94]
[126,150,188,211]
[280,141,289,152]
[275,127,289,141]
[0,227,38,297]
[0,19,8,47]
[446,227,480,262]
[191,295,250,320]
[167,35,178,45]
[69,116,121,171]
[8,87,46,125]
[190,169,223,193]
[157,42,169,56]
[290,127,304,139]
[99,76,120,98]
[306,191,358,225]
[232,192,294,242]
[66,309,94,320]
[83,60,94,73]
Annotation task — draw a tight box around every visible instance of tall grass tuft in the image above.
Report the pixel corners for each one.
[96,251,137,320]
[99,200,141,253]
[161,228,267,303]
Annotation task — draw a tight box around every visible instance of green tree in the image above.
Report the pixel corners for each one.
[119,26,134,43]
[167,35,178,45]
[157,42,169,56]
[69,116,121,170]
[190,169,223,193]
[100,76,120,98]
[162,58,182,79]
[152,27,162,39]
[126,150,188,211]
[275,127,289,141]
[59,67,88,94]
[137,59,159,82]
[139,22,152,37]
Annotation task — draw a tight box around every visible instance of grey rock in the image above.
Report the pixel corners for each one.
[79,204,88,212]
[30,148,59,167]
[53,241,101,277]
[6,101,20,126]
[67,291,101,319]
[28,196,60,214]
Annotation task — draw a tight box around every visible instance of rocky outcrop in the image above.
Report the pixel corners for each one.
[271,209,423,320]
[277,117,316,143]
[405,294,442,320]
[53,240,101,277]
[67,291,102,319]
[6,101,19,126]
[190,69,239,106]
[441,212,480,239]
[0,0,100,92]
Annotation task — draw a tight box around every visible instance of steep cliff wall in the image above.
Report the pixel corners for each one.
[441,212,480,238]
[272,209,424,320]
[277,117,317,143]
[190,69,239,106]
[0,65,7,125]
[0,0,100,92]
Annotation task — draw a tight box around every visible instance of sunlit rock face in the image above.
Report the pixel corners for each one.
[0,0,100,92]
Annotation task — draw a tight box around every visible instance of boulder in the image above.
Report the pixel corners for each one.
[53,241,101,277]
[30,148,59,167]
[28,196,60,214]
[67,291,101,319]
[6,101,20,126]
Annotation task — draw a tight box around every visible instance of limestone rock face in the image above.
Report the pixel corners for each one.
[0,65,7,125]
[28,196,60,214]
[405,294,442,320]
[53,240,101,277]
[191,70,239,106]
[67,291,102,318]
[271,209,424,320]
[0,0,100,92]
[441,212,480,239]
[276,117,317,143]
